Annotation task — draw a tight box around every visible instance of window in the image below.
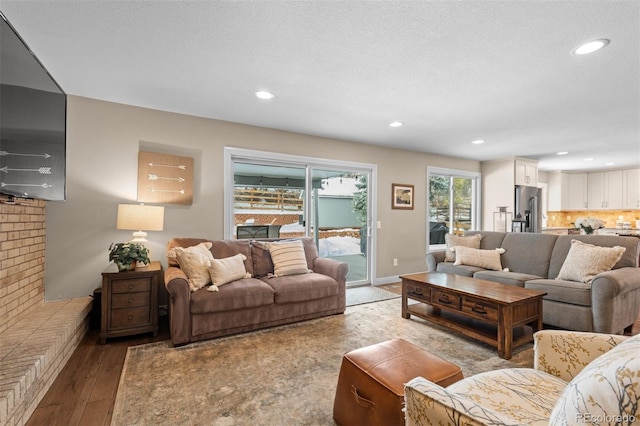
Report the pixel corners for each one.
[427,167,481,249]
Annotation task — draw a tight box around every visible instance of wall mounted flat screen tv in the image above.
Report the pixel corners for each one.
[0,12,66,201]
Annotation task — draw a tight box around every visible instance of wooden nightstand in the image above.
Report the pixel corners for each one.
[100,261,162,344]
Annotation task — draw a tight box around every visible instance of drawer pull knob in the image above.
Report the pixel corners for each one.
[472,304,487,315]
[128,298,133,303]
[128,284,134,290]
[438,295,452,304]
[410,289,423,296]
[128,315,133,320]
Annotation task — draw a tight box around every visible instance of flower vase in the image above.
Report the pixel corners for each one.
[116,262,136,272]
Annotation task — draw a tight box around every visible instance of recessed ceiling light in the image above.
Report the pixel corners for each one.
[389,121,403,127]
[255,90,274,100]
[605,162,615,166]
[556,151,569,155]
[572,39,610,55]
[584,157,594,161]
[471,139,485,145]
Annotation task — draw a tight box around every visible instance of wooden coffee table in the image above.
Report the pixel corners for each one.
[401,272,546,359]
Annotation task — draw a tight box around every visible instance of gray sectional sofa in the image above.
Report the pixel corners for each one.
[164,237,348,346]
[427,232,640,334]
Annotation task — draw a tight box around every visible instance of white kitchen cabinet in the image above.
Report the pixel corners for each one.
[547,172,562,211]
[587,170,623,210]
[623,168,640,209]
[566,173,588,210]
[515,159,538,187]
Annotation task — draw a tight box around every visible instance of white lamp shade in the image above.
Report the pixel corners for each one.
[116,204,164,232]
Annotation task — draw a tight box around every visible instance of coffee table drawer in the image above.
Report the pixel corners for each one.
[432,290,461,310]
[406,283,430,303]
[462,297,498,321]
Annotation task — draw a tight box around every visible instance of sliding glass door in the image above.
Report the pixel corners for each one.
[226,148,375,287]
[310,169,369,285]
[232,162,306,240]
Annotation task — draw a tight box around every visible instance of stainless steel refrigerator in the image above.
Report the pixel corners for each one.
[513,185,542,233]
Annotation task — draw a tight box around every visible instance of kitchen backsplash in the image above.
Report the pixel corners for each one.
[546,210,640,229]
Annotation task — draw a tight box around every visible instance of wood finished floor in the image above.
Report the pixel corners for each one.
[27,282,640,426]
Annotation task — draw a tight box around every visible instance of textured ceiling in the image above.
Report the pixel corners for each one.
[1,1,638,171]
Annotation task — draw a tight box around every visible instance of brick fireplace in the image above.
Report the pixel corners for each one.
[0,199,93,425]
[0,200,46,333]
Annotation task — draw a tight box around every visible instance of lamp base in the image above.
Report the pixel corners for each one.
[130,231,147,243]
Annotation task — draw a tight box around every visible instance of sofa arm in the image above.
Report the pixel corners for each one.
[590,267,640,333]
[533,330,628,381]
[313,257,348,285]
[404,377,513,426]
[426,250,446,272]
[313,257,348,313]
[164,266,192,346]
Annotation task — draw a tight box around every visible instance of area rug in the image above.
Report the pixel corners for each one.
[345,285,400,306]
[112,298,533,426]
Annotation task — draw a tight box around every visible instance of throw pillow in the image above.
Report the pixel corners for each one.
[549,333,640,424]
[453,246,504,271]
[445,234,482,262]
[166,242,214,291]
[268,240,310,277]
[207,253,251,292]
[556,239,625,283]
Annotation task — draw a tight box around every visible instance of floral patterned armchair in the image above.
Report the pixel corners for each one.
[404,330,639,425]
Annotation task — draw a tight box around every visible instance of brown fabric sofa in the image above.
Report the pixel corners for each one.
[164,237,348,346]
[426,232,640,334]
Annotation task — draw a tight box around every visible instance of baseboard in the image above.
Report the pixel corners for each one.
[372,275,401,285]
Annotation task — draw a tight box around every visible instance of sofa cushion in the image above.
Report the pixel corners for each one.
[298,237,320,270]
[549,333,640,424]
[207,253,252,290]
[210,239,254,276]
[473,270,541,287]
[548,235,639,279]
[166,238,213,266]
[446,368,567,424]
[251,241,275,277]
[500,233,557,278]
[525,279,592,306]
[261,273,338,304]
[464,230,507,250]
[556,239,625,283]
[268,240,311,276]
[436,262,484,277]
[454,246,504,271]
[444,234,481,262]
[166,242,214,291]
[190,278,274,314]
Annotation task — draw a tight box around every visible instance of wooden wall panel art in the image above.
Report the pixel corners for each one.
[137,151,194,205]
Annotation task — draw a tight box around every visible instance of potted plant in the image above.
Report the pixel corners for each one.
[108,242,150,272]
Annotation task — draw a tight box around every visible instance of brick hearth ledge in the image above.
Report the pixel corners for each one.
[0,297,92,426]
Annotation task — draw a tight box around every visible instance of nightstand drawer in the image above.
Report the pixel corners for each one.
[431,290,461,310]
[111,292,150,309]
[110,306,151,328]
[461,297,498,321]
[111,278,151,293]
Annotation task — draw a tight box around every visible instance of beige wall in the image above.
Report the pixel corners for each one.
[44,96,480,300]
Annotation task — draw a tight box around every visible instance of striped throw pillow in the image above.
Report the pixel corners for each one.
[268,240,310,277]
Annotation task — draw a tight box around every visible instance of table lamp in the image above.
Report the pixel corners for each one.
[116,203,164,243]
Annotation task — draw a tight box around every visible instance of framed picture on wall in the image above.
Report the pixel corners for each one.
[392,183,414,210]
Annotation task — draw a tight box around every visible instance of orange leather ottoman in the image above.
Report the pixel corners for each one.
[333,338,463,426]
